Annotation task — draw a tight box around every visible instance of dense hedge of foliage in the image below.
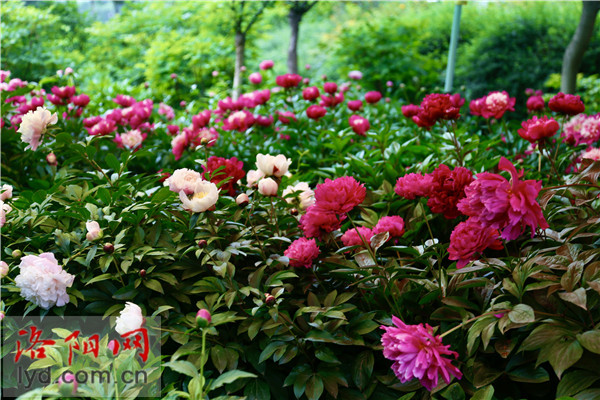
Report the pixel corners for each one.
[2,55,600,400]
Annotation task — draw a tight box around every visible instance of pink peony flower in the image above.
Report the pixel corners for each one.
[381,316,462,391]
[284,237,320,268]
[277,111,297,124]
[18,107,58,151]
[481,91,515,119]
[276,74,303,88]
[202,156,245,196]
[323,82,338,94]
[348,115,370,136]
[222,110,255,132]
[85,221,103,241]
[51,86,76,99]
[303,86,320,101]
[0,260,8,278]
[114,94,136,107]
[0,184,13,201]
[341,226,373,247]
[348,70,363,80]
[347,100,363,111]
[395,173,434,200]
[365,91,382,104]
[88,119,117,136]
[282,182,315,209]
[306,105,327,120]
[71,94,90,107]
[548,92,585,115]
[179,180,219,212]
[581,147,600,161]
[448,219,503,268]
[258,177,278,196]
[320,92,344,108]
[373,216,405,238]
[115,129,146,151]
[171,132,188,161]
[526,95,545,112]
[259,60,274,70]
[249,72,262,84]
[517,116,560,143]
[246,170,265,187]
[255,114,274,127]
[256,153,292,177]
[0,200,11,227]
[314,176,366,214]
[14,253,74,309]
[58,372,78,394]
[300,206,345,238]
[158,103,175,120]
[457,157,549,240]
[167,124,180,135]
[196,309,212,327]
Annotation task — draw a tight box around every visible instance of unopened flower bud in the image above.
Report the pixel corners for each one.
[258,178,278,197]
[58,373,77,396]
[12,249,22,258]
[103,243,114,253]
[197,240,207,248]
[107,339,120,356]
[265,294,275,306]
[236,193,249,207]
[200,137,209,145]
[139,269,146,278]
[290,208,298,216]
[0,261,8,278]
[196,309,211,328]
[46,152,58,166]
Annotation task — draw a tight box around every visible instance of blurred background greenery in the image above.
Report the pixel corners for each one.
[2,1,599,106]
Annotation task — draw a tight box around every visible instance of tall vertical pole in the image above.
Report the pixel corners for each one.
[444,2,464,93]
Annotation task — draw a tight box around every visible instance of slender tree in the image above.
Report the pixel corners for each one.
[229,1,270,99]
[286,1,318,74]
[561,1,600,94]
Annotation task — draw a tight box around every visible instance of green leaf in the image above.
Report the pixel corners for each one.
[556,370,600,398]
[143,279,164,294]
[577,331,600,354]
[85,273,114,285]
[470,386,494,400]
[163,360,199,379]
[559,288,587,310]
[506,365,549,383]
[305,375,324,400]
[352,351,374,391]
[315,347,341,364]
[441,382,465,400]
[547,338,583,379]
[209,370,257,391]
[508,304,535,324]
[105,153,120,172]
[472,360,503,388]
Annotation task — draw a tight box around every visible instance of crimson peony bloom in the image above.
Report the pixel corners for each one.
[278,111,297,124]
[323,82,337,94]
[457,157,549,240]
[426,165,474,219]
[255,114,274,127]
[71,94,90,107]
[365,91,382,104]
[302,86,320,101]
[113,94,136,107]
[314,176,366,214]
[284,237,320,268]
[347,100,363,111]
[202,156,245,196]
[341,226,373,247]
[259,60,274,70]
[306,105,327,120]
[167,125,180,135]
[394,173,434,200]
[517,116,560,143]
[548,92,585,115]
[373,216,405,238]
[526,95,545,112]
[381,316,462,391]
[348,115,370,136]
[192,110,211,129]
[276,73,303,88]
[448,219,503,268]
[300,206,345,238]
[401,104,420,119]
[51,86,76,99]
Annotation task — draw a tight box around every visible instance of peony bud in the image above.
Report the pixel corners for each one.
[12,249,22,258]
[236,193,249,207]
[103,243,114,253]
[86,221,103,241]
[196,309,211,328]
[249,72,262,85]
[107,339,120,356]
[197,240,207,248]
[139,269,146,278]
[170,73,177,80]
[258,178,278,197]
[0,261,8,278]
[212,71,219,77]
[0,311,4,321]
[290,208,298,216]
[200,137,209,145]
[46,152,58,166]
[305,64,311,70]
[58,372,78,396]
[265,293,275,306]
[65,67,74,75]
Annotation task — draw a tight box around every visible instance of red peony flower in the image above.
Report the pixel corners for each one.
[192,110,212,129]
[517,116,560,143]
[365,91,382,104]
[425,165,473,219]
[313,176,366,214]
[448,218,503,268]
[320,92,344,108]
[302,86,320,101]
[259,60,274,70]
[401,104,420,119]
[278,111,297,124]
[255,114,274,127]
[276,74,303,88]
[323,82,338,94]
[284,237,320,268]
[373,216,405,238]
[394,173,434,200]
[526,95,545,112]
[457,157,549,240]
[202,156,245,196]
[347,100,363,111]
[548,92,585,115]
[300,206,345,238]
[381,316,462,391]
[306,105,327,120]
[341,226,373,247]
[348,115,370,136]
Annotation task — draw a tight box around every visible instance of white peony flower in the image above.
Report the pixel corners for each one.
[14,253,74,309]
[0,260,8,278]
[17,107,58,151]
[165,168,203,195]
[258,178,278,196]
[115,302,144,335]
[0,200,11,227]
[246,169,265,187]
[282,182,315,209]
[255,154,292,178]
[179,180,219,212]
[0,184,13,201]
[85,221,103,241]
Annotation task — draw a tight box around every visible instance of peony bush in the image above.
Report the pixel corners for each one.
[1,64,600,400]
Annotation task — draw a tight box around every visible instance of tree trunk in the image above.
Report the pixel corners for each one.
[561,1,600,94]
[113,1,126,14]
[233,31,246,99]
[287,9,302,74]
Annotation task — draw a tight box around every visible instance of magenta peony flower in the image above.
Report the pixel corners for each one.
[255,114,274,127]
[71,94,90,107]
[196,309,212,328]
[365,91,382,104]
[401,104,420,119]
[448,219,503,268]
[306,105,327,120]
[167,124,180,135]
[347,100,363,111]
[158,102,175,120]
[249,72,262,84]
[381,316,462,391]
[323,82,337,94]
[302,86,320,101]
[457,157,549,240]
[51,85,76,100]
[548,92,585,115]
[481,91,516,119]
[222,110,255,132]
[526,95,545,112]
[348,115,370,136]
[202,156,245,196]
[277,111,297,124]
[276,73,303,88]
[341,226,373,247]
[113,94,136,107]
[259,60,274,70]
[517,116,560,143]
[284,237,320,268]
[320,92,344,108]
[394,173,434,200]
[314,176,366,214]
[426,165,474,219]
[300,206,345,238]
[192,110,212,129]
[373,216,405,238]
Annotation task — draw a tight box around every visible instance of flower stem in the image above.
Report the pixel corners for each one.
[199,328,207,399]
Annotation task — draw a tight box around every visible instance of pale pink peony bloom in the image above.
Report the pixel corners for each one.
[246,169,265,188]
[580,115,600,143]
[258,177,278,196]
[581,148,600,161]
[282,182,315,209]
[115,302,144,335]
[0,184,13,201]
[381,316,462,391]
[0,260,8,278]
[256,154,292,177]
[17,107,58,151]
[14,253,74,309]
[179,180,219,212]
[165,168,203,195]
[85,221,102,241]
[236,193,250,206]
[284,237,320,268]
[158,102,175,120]
[348,70,363,80]
[117,129,145,150]
[0,200,12,227]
